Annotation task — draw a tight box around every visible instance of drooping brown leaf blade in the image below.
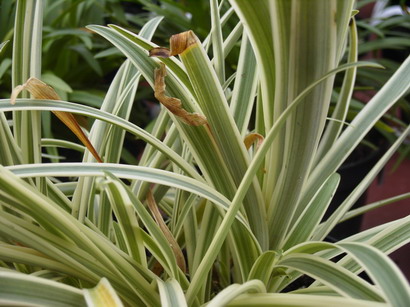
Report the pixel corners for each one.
[11,77,103,163]
[146,190,186,273]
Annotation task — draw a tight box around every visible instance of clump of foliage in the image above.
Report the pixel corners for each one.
[0,0,410,306]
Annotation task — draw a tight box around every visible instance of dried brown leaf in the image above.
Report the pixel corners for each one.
[146,190,186,273]
[149,47,171,58]
[169,30,197,55]
[11,77,103,163]
[149,30,198,58]
[244,133,264,151]
[154,63,207,126]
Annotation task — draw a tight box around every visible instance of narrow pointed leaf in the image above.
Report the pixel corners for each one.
[306,54,410,217]
[338,242,410,307]
[226,293,388,307]
[283,173,340,249]
[277,253,384,301]
[208,280,266,307]
[247,251,280,284]
[0,270,86,307]
[103,178,147,266]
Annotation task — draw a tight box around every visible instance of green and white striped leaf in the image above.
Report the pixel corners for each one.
[247,251,280,285]
[5,162,251,230]
[208,280,266,307]
[277,253,384,301]
[103,175,147,267]
[283,173,340,249]
[226,293,387,307]
[337,242,410,307]
[158,278,188,307]
[103,172,181,280]
[0,98,202,181]
[12,0,43,168]
[305,54,410,218]
[0,165,160,306]
[83,278,124,307]
[0,270,86,307]
[313,124,410,241]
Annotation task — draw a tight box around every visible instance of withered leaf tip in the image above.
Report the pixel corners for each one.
[149,30,198,58]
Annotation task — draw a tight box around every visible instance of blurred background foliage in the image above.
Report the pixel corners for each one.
[0,0,409,163]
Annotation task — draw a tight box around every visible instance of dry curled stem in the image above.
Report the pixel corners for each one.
[11,77,103,163]
[146,190,186,273]
[149,30,198,58]
[154,63,207,126]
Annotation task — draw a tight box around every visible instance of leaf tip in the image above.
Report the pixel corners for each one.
[10,85,23,105]
[149,30,198,58]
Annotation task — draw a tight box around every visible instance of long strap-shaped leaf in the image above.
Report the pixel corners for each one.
[0,270,87,307]
[282,173,340,249]
[336,216,410,275]
[340,192,410,223]
[103,175,147,268]
[11,0,43,192]
[267,1,341,249]
[338,242,410,307]
[103,173,181,281]
[230,31,258,136]
[0,241,98,284]
[304,54,410,218]
[210,0,225,84]
[207,280,266,307]
[279,217,410,293]
[0,39,21,165]
[158,279,188,307]
[0,112,22,165]
[226,293,387,307]
[5,162,251,230]
[277,253,384,301]
[0,211,150,305]
[314,17,359,164]
[229,0,275,130]
[313,124,410,241]
[0,98,202,182]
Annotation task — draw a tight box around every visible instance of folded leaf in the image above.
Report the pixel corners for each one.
[244,133,264,151]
